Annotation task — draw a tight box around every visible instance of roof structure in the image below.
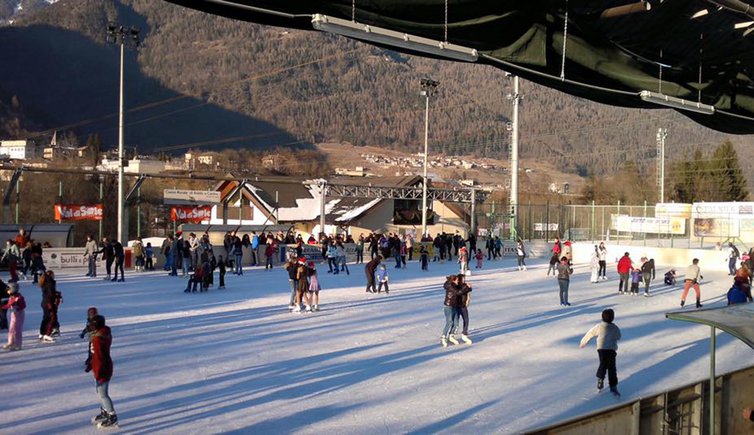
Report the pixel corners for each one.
[167,0,754,133]
[666,303,754,349]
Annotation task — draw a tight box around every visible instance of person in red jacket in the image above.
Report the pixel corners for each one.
[86,315,118,429]
[616,252,633,295]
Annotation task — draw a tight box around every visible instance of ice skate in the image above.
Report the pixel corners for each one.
[680,299,685,307]
[51,328,60,337]
[292,305,301,313]
[91,408,107,425]
[448,335,460,345]
[312,304,319,312]
[42,335,55,343]
[2,343,11,349]
[696,299,703,308]
[441,336,448,348]
[644,292,649,297]
[609,386,620,397]
[305,305,312,312]
[460,334,473,344]
[97,412,118,429]
[597,378,604,391]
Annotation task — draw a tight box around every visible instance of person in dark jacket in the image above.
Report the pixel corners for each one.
[441,274,468,347]
[39,271,57,342]
[453,274,473,344]
[365,256,381,293]
[98,238,114,281]
[640,257,656,296]
[111,241,125,282]
[557,256,573,306]
[217,255,226,289]
[86,315,118,428]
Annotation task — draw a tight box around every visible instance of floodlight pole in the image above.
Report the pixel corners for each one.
[657,128,667,203]
[117,41,125,244]
[420,79,438,239]
[710,325,716,435]
[510,75,520,241]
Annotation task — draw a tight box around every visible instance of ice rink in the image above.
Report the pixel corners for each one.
[1,256,750,433]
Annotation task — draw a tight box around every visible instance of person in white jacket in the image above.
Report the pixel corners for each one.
[590,245,600,283]
[580,308,622,395]
[598,242,608,280]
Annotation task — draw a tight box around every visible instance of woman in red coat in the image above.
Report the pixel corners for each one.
[87,315,118,428]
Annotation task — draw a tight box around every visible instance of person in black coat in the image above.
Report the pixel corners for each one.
[111,241,125,282]
[365,256,381,293]
[98,238,114,281]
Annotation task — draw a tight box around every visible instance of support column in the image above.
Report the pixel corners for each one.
[509,75,520,241]
[319,181,327,236]
[710,326,716,435]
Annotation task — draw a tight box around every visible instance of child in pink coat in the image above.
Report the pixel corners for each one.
[475,249,484,269]
[2,283,25,351]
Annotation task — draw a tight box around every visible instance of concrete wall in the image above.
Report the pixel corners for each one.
[524,364,754,435]
[572,243,731,273]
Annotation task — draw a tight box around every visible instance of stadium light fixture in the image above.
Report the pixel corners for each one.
[311,14,478,62]
[639,90,715,115]
[600,1,651,19]
[691,9,709,18]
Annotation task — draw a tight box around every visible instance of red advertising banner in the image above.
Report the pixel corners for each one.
[54,204,104,221]
[171,205,212,223]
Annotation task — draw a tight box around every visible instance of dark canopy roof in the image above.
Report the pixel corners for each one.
[167,0,754,133]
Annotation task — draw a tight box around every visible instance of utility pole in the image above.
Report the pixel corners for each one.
[107,22,140,243]
[420,78,439,240]
[508,75,521,240]
[656,128,668,203]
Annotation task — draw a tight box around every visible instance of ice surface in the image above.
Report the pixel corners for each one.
[0,257,750,433]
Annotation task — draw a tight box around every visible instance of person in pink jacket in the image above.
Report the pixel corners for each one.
[2,283,25,351]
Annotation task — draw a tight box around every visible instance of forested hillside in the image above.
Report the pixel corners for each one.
[1,0,752,181]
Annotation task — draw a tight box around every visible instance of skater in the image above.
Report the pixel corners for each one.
[420,246,429,271]
[458,246,469,276]
[99,238,114,281]
[84,235,98,278]
[664,269,677,286]
[733,262,752,302]
[308,261,321,311]
[557,256,572,306]
[2,283,25,351]
[365,256,381,293]
[0,280,7,330]
[217,255,226,289]
[132,239,144,272]
[516,239,527,270]
[598,242,608,280]
[563,240,573,265]
[590,245,600,283]
[86,315,118,429]
[454,274,473,344]
[475,248,484,269]
[145,242,154,271]
[327,242,338,274]
[294,257,310,312]
[356,235,365,264]
[79,307,98,339]
[727,242,740,276]
[630,267,642,295]
[617,252,632,294]
[580,308,622,396]
[376,264,389,294]
[38,271,57,342]
[681,258,704,308]
[640,257,655,296]
[264,238,276,270]
[727,282,748,305]
[111,240,125,282]
[183,265,204,293]
[547,251,559,276]
[285,258,299,310]
[336,241,349,274]
[440,274,468,347]
[2,240,20,283]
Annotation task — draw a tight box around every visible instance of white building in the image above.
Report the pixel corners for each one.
[0,140,40,160]
[98,158,167,175]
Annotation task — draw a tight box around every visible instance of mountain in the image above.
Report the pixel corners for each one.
[1,0,752,182]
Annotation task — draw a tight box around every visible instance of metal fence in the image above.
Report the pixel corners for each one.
[475,202,743,250]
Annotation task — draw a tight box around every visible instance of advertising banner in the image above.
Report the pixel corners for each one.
[534,223,559,231]
[655,203,692,218]
[164,189,221,205]
[693,218,739,237]
[54,204,103,221]
[692,202,754,219]
[171,206,212,223]
[613,215,685,235]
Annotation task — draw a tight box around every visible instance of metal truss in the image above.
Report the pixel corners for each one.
[326,183,486,204]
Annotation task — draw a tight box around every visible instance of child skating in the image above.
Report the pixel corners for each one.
[475,249,484,269]
[580,308,622,396]
[376,264,389,294]
[308,261,321,311]
[420,246,429,271]
[2,283,25,351]
[630,267,642,295]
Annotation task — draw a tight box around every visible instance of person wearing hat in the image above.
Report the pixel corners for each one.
[2,282,25,350]
[87,315,118,428]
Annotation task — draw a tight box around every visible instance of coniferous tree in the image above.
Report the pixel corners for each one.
[709,140,748,201]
